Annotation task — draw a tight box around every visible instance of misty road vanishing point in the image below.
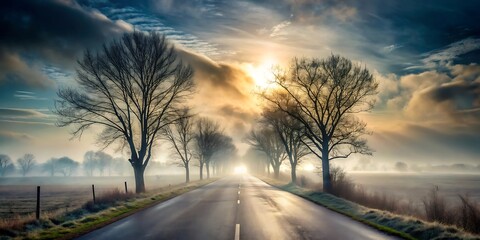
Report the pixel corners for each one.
[76,175,396,240]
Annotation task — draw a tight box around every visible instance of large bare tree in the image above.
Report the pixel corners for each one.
[246,128,287,178]
[262,105,309,183]
[55,31,194,193]
[264,55,377,192]
[17,153,36,177]
[162,108,195,183]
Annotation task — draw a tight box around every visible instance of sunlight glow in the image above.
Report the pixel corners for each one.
[303,164,315,172]
[234,165,248,174]
[247,58,277,89]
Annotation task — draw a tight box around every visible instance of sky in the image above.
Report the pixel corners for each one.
[0,0,479,170]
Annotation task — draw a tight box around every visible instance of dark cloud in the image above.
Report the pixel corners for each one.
[402,65,480,124]
[218,105,256,122]
[428,82,479,108]
[0,0,131,87]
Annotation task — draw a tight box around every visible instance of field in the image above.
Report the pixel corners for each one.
[298,171,480,206]
[348,172,480,202]
[0,174,191,219]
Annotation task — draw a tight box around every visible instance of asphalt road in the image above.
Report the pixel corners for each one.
[76,175,397,240]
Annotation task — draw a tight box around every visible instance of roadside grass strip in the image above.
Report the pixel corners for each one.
[260,177,480,240]
[1,179,216,240]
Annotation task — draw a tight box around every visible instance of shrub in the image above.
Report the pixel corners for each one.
[329,166,355,199]
[456,194,480,233]
[422,186,453,223]
[318,168,480,235]
[83,188,134,212]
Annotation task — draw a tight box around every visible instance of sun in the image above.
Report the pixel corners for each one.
[303,164,316,172]
[247,58,277,89]
[233,165,248,174]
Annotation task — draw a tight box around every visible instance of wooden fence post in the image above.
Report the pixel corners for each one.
[36,186,40,220]
[124,181,128,194]
[92,184,96,204]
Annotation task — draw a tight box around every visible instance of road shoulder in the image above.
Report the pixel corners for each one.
[258,176,478,240]
[22,178,217,240]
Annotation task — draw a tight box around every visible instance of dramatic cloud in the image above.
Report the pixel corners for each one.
[176,48,260,149]
[0,0,131,87]
[0,0,479,165]
[401,65,480,124]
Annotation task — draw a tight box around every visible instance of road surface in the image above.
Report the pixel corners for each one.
[76,175,397,240]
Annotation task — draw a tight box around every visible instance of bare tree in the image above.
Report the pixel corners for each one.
[55,31,194,193]
[162,108,195,183]
[0,154,15,177]
[17,154,36,177]
[243,148,269,175]
[262,105,309,183]
[43,158,57,177]
[56,157,79,177]
[193,118,224,179]
[83,151,97,176]
[96,151,113,176]
[264,55,377,192]
[246,128,287,178]
[211,134,236,176]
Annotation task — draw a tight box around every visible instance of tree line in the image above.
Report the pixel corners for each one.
[162,109,237,183]
[0,152,126,177]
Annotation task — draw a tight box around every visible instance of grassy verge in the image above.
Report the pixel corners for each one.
[1,178,216,240]
[259,176,479,240]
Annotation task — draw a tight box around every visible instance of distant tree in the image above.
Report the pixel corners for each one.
[262,104,309,183]
[243,148,269,174]
[95,151,113,176]
[246,128,287,178]
[193,118,225,179]
[55,157,79,177]
[83,151,97,176]
[0,154,15,177]
[263,55,378,192]
[43,158,57,176]
[211,134,236,176]
[55,31,194,193]
[17,153,36,177]
[163,108,195,183]
[112,157,129,176]
[394,161,408,172]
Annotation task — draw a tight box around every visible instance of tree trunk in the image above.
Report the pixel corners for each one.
[322,145,332,193]
[185,165,190,183]
[206,162,210,179]
[199,162,204,180]
[134,166,145,193]
[273,165,280,179]
[290,163,297,184]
